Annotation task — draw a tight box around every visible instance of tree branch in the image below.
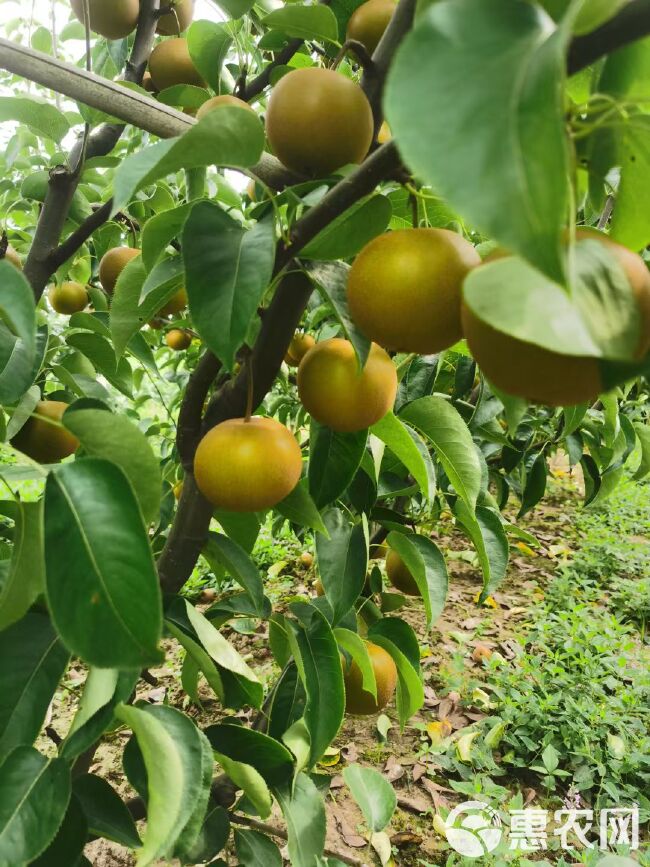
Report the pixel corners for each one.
[361,0,416,126]
[276,141,401,273]
[20,0,160,299]
[568,0,650,75]
[176,351,222,470]
[48,198,114,271]
[230,814,364,866]
[242,38,303,102]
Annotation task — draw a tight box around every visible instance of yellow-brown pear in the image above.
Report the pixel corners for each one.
[347,228,481,354]
[266,68,373,177]
[297,338,397,432]
[194,417,302,512]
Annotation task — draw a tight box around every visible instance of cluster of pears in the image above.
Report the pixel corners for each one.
[70,0,193,40]
[345,226,650,408]
[98,245,190,348]
[265,0,395,177]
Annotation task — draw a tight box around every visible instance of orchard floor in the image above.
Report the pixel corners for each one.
[42,467,649,866]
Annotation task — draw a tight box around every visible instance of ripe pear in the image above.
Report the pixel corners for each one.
[2,243,22,270]
[99,247,140,294]
[196,94,255,120]
[385,548,420,596]
[346,0,396,54]
[70,0,139,39]
[297,338,397,432]
[166,329,192,351]
[48,281,88,315]
[157,0,193,34]
[347,228,481,354]
[266,68,374,176]
[285,332,315,367]
[462,232,650,407]
[148,37,205,91]
[343,642,397,715]
[194,416,302,512]
[12,400,79,464]
[158,288,188,318]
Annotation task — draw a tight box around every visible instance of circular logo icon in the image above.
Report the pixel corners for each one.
[445,800,503,858]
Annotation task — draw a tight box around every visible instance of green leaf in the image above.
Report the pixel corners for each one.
[518,452,548,518]
[0,261,36,357]
[633,422,650,480]
[282,717,311,777]
[343,765,396,832]
[308,422,368,508]
[541,743,559,773]
[610,117,650,252]
[262,4,339,41]
[274,773,326,867]
[73,774,141,849]
[275,479,329,536]
[166,619,226,703]
[301,196,392,260]
[62,668,139,761]
[63,408,161,524]
[186,602,263,707]
[205,724,294,786]
[30,794,87,867]
[385,531,448,628]
[308,262,371,366]
[289,602,345,765]
[234,828,282,867]
[212,752,272,818]
[187,20,233,85]
[213,510,261,553]
[0,746,71,864]
[0,612,69,762]
[141,202,192,272]
[453,501,509,597]
[334,628,377,700]
[183,202,275,370]
[112,108,264,214]
[44,458,162,668]
[200,533,265,613]
[0,500,45,631]
[66,332,132,396]
[463,246,642,360]
[400,396,481,512]
[369,617,420,672]
[315,508,368,624]
[115,703,208,866]
[371,412,431,498]
[0,96,69,142]
[110,255,184,358]
[385,0,570,283]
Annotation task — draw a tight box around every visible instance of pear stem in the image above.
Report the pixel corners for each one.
[332,40,375,73]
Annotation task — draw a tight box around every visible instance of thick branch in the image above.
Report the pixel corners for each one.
[276,140,401,272]
[176,351,222,470]
[568,0,650,75]
[20,0,160,299]
[157,271,313,594]
[361,0,416,125]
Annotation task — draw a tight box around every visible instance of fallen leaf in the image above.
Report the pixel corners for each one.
[412,763,427,782]
[390,831,423,846]
[396,793,429,814]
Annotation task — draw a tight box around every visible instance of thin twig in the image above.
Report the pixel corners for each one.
[230,814,364,866]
